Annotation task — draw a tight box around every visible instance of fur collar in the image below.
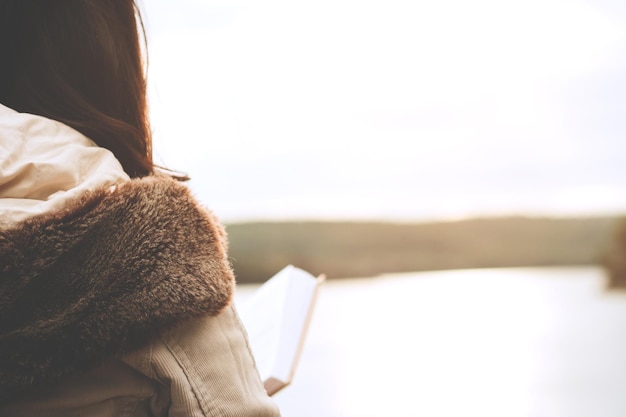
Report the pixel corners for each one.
[0,177,235,402]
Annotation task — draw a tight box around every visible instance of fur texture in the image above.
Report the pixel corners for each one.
[0,177,235,402]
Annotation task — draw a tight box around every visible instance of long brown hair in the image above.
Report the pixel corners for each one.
[0,0,154,178]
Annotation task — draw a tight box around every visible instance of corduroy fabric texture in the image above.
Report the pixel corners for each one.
[0,306,281,417]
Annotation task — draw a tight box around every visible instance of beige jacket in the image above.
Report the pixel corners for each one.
[0,104,280,416]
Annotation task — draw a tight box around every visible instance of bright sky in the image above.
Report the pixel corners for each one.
[142,0,626,222]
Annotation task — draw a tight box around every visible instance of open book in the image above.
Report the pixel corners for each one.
[237,265,325,396]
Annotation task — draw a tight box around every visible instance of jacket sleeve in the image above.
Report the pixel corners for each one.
[129,305,281,417]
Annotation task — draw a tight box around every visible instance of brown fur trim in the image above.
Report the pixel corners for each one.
[0,177,235,402]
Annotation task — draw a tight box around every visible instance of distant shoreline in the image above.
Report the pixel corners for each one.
[225,215,619,284]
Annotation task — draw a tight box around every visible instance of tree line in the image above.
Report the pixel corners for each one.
[224,216,620,284]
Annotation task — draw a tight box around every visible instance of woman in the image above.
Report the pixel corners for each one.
[0,1,280,416]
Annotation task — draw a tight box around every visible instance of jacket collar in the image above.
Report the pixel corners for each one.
[0,177,234,403]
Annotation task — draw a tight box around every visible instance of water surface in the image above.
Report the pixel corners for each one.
[237,267,626,417]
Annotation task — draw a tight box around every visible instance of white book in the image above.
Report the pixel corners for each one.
[237,265,325,396]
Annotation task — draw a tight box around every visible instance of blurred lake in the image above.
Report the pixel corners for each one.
[236,266,626,417]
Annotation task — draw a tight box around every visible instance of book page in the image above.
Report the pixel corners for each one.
[237,265,324,395]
